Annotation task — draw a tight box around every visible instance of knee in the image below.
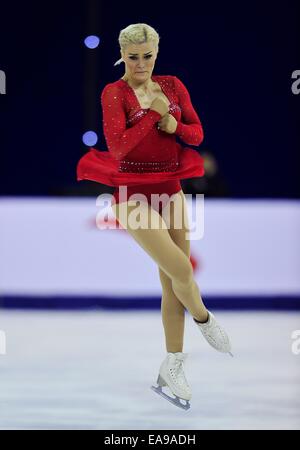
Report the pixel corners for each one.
[174,261,194,287]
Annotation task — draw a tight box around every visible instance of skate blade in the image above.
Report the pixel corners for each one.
[228,352,234,357]
[151,385,190,410]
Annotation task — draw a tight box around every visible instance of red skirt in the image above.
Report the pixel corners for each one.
[76,145,205,187]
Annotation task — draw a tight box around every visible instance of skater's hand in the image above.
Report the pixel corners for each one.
[150,96,169,117]
[157,113,178,134]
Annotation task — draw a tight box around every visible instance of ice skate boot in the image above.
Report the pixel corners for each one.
[194,310,233,356]
[151,352,191,410]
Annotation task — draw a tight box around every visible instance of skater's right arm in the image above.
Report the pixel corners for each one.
[101,84,163,161]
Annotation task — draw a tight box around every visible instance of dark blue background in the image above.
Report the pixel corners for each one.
[0,0,299,197]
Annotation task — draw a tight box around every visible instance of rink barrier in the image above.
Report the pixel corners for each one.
[0,295,299,310]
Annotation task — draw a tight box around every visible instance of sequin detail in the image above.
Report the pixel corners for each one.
[119,158,180,173]
[127,103,181,126]
[100,75,204,161]
[76,75,205,189]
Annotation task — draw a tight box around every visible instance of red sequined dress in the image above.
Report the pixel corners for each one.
[76,75,205,209]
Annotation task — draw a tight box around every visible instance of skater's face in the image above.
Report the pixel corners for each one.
[121,42,158,85]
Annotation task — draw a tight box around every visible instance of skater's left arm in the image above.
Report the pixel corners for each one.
[172,76,204,146]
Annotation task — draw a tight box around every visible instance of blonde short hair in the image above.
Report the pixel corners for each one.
[114,23,160,66]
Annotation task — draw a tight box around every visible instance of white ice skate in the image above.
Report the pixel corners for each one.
[194,310,233,356]
[151,352,191,410]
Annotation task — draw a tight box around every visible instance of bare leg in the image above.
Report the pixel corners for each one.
[111,192,208,338]
[159,190,192,353]
[159,267,186,353]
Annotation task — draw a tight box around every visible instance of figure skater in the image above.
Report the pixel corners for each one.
[77,23,232,410]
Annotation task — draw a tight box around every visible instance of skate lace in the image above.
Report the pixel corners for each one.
[169,357,188,386]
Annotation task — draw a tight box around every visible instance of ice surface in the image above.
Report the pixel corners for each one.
[0,310,299,430]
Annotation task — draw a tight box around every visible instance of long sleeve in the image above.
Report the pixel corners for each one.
[173,76,204,146]
[101,84,162,160]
